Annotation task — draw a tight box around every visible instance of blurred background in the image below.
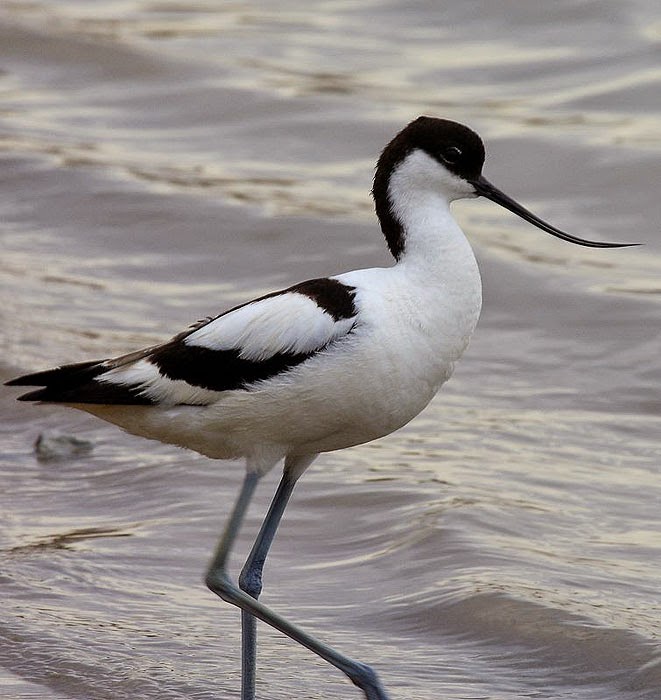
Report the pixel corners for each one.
[1,2,660,699]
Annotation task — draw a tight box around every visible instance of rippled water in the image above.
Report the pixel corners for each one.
[1,2,660,699]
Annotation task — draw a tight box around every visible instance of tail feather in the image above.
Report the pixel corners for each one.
[5,360,152,405]
[6,360,107,388]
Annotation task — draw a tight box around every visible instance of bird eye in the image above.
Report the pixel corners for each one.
[441,146,462,164]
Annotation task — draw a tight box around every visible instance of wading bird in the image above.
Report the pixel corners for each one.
[6,117,633,700]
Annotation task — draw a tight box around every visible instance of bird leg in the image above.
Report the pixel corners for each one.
[207,469,261,576]
[205,456,389,700]
[237,464,299,698]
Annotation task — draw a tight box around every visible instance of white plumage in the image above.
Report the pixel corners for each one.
[187,289,354,359]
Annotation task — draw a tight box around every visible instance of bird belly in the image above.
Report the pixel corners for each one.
[77,325,450,462]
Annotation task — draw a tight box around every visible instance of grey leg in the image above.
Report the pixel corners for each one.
[205,468,262,700]
[208,469,261,574]
[238,465,298,699]
[206,455,389,700]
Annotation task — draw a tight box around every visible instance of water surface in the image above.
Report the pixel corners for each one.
[1,2,660,699]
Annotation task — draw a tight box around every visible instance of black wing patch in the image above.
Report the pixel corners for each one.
[288,277,356,321]
[150,343,312,392]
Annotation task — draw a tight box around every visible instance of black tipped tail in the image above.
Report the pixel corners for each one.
[6,360,108,402]
[5,359,151,404]
[13,387,51,402]
[6,360,106,390]
[6,360,105,402]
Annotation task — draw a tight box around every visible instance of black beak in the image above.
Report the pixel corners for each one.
[470,175,638,248]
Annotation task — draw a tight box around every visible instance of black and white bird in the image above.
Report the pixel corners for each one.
[6,117,632,700]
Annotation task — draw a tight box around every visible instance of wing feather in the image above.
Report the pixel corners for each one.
[185,290,351,359]
[7,277,358,405]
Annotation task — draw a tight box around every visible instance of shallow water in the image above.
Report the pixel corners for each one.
[1,2,660,699]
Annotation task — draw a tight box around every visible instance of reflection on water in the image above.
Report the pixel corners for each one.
[1,1,660,699]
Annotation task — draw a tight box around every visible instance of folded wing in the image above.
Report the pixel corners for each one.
[7,278,358,406]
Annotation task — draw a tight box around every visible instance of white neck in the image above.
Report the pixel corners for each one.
[387,151,479,274]
[385,151,483,354]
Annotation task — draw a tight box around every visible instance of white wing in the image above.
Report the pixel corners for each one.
[186,288,353,360]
